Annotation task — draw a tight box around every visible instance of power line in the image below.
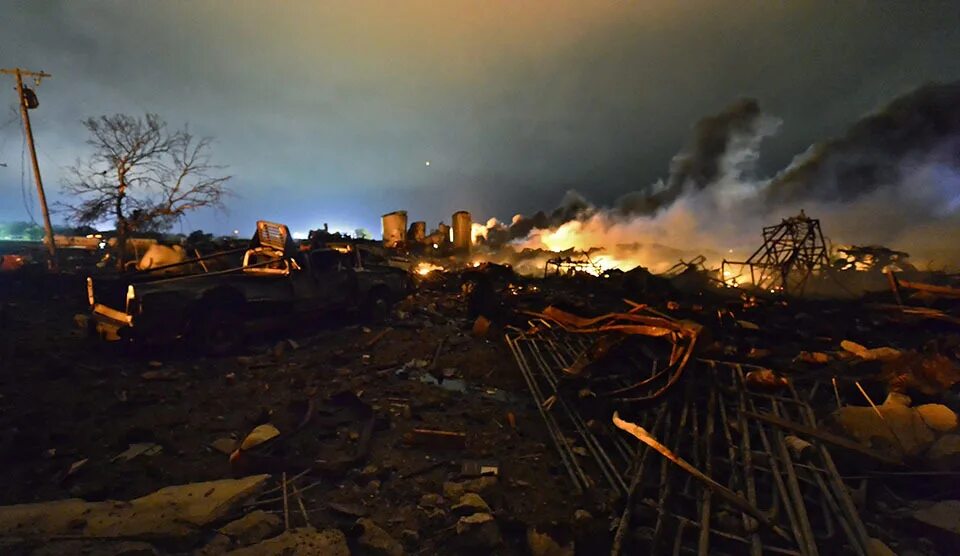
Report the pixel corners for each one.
[0,105,20,164]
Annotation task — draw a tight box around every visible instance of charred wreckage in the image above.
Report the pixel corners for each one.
[86,221,412,354]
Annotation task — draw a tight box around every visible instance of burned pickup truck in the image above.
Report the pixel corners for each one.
[87,221,412,354]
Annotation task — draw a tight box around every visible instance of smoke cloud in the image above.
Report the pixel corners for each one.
[500,81,960,273]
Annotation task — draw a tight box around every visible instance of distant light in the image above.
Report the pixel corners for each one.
[425,161,431,166]
[233,229,240,235]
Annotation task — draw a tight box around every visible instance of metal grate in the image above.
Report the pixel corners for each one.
[507,320,870,555]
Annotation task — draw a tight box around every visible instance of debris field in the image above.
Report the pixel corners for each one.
[3,232,960,555]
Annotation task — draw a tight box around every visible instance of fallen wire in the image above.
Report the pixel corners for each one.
[854,380,908,456]
[258,468,312,497]
[252,477,324,507]
[291,482,311,527]
[281,472,290,531]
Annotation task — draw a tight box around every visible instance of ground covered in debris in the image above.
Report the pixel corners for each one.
[3,268,960,554]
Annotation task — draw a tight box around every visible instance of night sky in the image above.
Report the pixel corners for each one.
[2,1,959,237]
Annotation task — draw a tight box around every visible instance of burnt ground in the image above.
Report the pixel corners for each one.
[0,274,602,554]
[3,270,960,554]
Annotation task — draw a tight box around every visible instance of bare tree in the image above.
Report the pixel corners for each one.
[61,113,230,268]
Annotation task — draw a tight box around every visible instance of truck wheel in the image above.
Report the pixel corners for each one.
[362,289,390,324]
[191,305,242,356]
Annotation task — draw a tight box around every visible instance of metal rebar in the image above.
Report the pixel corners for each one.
[506,334,587,492]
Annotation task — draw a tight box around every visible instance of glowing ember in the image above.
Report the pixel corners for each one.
[414,262,444,276]
[587,255,632,276]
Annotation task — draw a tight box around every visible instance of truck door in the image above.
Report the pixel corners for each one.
[305,250,357,306]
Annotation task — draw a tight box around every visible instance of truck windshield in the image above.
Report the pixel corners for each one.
[310,250,348,271]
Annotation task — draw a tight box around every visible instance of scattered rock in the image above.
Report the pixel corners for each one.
[422,508,447,527]
[272,341,287,360]
[359,464,379,481]
[926,434,960,470]
[356,517,404,556]
[211,437,239,455]
[327,501,369,518]
[885,392,912,406]
[527,526,574,556]
[796,351,831,364]
[418,493,443,508]
[218,510,282,546]
[239,424,280,451]
[472,316,492,338]
[196,533,233,555]
[455,512,501,549]
[140,370,179,381]
[866,537,897,556]
[784,435,813,460]
[917,404,959,432]
[884,352,960,395]
[841,340,901,361]
[33,540,160,556]
[364,480,381,494]
[0,475,270,546]
[835,400,936,457]
[912,499,960,536]
[399,529,419,549]
[464,477,499,494]
[226,527,350,555]
[745,369,788,389]
[73,313,90,330]
[444,476,497,500]
[573,509,593,524]
[452,493,491,516]
[443,481,464,499]
[111,443,162,463]
[63,458,88,481]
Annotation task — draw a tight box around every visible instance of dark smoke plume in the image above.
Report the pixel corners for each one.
[663,99,763,195]
[766,81,960,204]
[501,98,769,242]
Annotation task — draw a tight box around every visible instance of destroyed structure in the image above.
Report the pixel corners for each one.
[380,209,473,256]
[722,211,830,295]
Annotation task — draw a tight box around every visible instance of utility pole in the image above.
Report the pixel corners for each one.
[0,67,57,268]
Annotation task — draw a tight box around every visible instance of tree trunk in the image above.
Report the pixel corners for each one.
[115,167,128,271]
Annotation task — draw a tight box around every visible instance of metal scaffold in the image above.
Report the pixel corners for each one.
[722,211,829,295]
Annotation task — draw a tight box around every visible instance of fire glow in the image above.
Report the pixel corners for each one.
[414,262,444,276]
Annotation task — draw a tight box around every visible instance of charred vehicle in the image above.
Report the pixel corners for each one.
[87,221,412,353]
